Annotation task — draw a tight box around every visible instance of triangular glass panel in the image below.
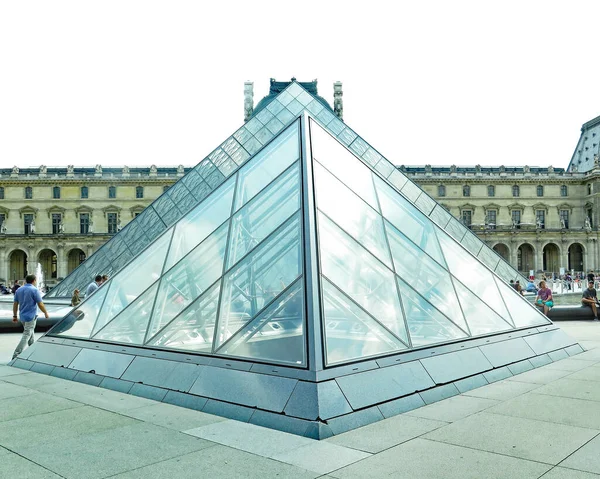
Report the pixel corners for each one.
[322,278,407,365]
[436,227,510,320]
[146,221,229,342]
[396,277,469,347]
[92,228,173,335]
[215,212,303,349]
[452,280,513,336]
[385,220,469,334]
[227,161,301,269]
[373,176,446,267]
[314,162,392,269]
[217,279,306,366]
[146,281,221,351]
[494,277,551,327]
[317,212,409,346]
[51,285,109,338]
[93,282,159,344]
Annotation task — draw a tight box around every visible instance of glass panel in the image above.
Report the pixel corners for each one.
[322,278,406,365]
[147,281,220,351]
[396,277,468,347]
[314,163,391,268]
[93,282,159,344]
[217,279,305,366]
[494,277,550,327]
[165,176,235,271]
[385,221,468,333]
[215,213,302,349]
[227,162,300,268]
[52,285,108,338]
[310,120,378,209]
[147,222,229,342]
[318,213,408,345]
[436,228,510,320]
[453,279,513,335]
[92,229,173,335]
[234,120,300,211]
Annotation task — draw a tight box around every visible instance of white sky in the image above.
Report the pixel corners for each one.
[1,1,599,170]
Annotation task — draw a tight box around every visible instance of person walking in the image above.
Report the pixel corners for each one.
[11,280,20,295]
[582,280,600,321]
[86,275,102,297]
[12,274,49,360]
[70,289,81,307]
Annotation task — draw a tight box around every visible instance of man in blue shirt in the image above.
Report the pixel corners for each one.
[12,274,49,360]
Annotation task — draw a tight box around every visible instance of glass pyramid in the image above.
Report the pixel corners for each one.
[48,102,551,369]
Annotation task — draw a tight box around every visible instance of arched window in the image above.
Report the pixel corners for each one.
[0,187,4,199]
[560,185,568,197]
[81,186,88,199]
[25,186,32,199]
[462,185,470,197]
[108,186,116,199]
[53,186,61,199]
[437,185,446,197]
[136,186,144,198]
[512,185,520,197]
[487,185,495,197]
[536,185,544,197]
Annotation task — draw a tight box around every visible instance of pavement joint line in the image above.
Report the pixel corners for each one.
[552,430,600,474]
[482,410,600,433]
[0,444,70,478]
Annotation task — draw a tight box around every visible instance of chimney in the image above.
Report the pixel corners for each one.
[333,81,343,120]
[244,81,254,122]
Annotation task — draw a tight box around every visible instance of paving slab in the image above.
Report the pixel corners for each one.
[120,402,226,431]
[108,445,319,479]
[541,467,600,478]
[1,371,64,387]
[0,365,31,377]
[329,438,551,479]
[405,394,500,422]
[0,405,139,450]
[561,434,600,475]
[17,422,215,479]
[534,378,600,402]
[488,392,600,430]
[424,412,598,464]
[462,378,541,401]
[0,380,35,400]
[185,419,314,458]
[542,358,598,372]
[567,365,600,382]
[0,392,83,423]
[326,414,447,453]
[508,367,574,385]
[572,348,600,361]
[271,441,370,475]
[0,450,62,478]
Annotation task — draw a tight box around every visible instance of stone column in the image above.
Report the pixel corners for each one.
[509,245,518,271]
[0,245,7,283]
[56,243,67,280]
[535,242,544,273]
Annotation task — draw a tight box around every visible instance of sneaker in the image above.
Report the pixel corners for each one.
[595,317,599,321]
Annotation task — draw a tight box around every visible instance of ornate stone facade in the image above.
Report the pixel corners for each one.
[0,165,189,287]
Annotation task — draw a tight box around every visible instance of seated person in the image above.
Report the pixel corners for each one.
[535,280,553,316]
[525,280,537,293]
[582,280,600,321]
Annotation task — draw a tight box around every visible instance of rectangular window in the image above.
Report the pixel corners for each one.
[24,214,33,234]
[487,185,495,197]
[461,210,472,228]
[80,213,90,234]
[52,213,62,234]
[511,210,521,229]
[535,210,545,229]
[53,186,60,199]
[107,213,118,234]
[25,187,32,199]
[109,186,116,198]
[0,213,5,231]
[0,187,4,199]
[588,209,593,228]
[560,209,569,229]
[486,210,497,229]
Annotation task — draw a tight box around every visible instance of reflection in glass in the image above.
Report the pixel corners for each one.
[396,277,468,347]
[218,279,305,366]
[147,222,229,342]
[385,221,469,333]
[315,163,391,268]
[234,120,300,211]
[310,121,378,209]
[165,176,235,271]
[94,282,159,344]
[52,286,108,338]
[323,279,406,365]
[147,281,220,351]
[453,280,513,335]
[227,162,300,268]
[374,176,446,267]
[93,229,173,335]
[436,229,510,320]
[216,213,302,349]
[494,277,550,328]
[318,213,408,345]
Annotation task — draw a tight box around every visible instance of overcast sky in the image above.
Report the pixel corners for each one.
[2,1,599,170]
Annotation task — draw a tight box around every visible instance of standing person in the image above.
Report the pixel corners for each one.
[70,289,81,307]
[11,274,49,360]
[582,280,600,321]
[86,275,102,297]
[535,280,554,316]
[11,280,20,295]
[588,270,595,283]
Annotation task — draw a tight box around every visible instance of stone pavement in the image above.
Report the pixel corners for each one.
[1,322,600,478]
